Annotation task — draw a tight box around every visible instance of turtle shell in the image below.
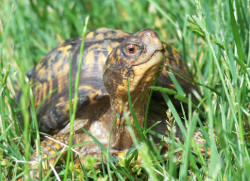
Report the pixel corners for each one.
[26,28,193,134]
[28,28,130,133]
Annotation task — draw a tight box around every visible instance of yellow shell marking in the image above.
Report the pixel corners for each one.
[49,150,56,155]
[48,78,53,100]
[45,146,51,151]
[86,31,94,39]
[96,50,107,72]
[78,84,96,91]
[54,144,61,150]
[84,49,95,74]
[106,44,114,52]
[95,33,104,41]
[57,45,72,54]
[57,69,69,92]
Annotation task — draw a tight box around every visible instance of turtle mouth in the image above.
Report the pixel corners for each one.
[128,49,164,92]
[131,49,164,67]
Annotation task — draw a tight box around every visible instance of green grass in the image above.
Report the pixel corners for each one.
[0,0,249,180]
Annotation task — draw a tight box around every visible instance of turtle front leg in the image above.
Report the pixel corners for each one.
[28,133,72,179]
[27,118,91,179]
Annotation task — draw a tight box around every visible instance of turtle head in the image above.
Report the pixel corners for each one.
[103,29,164,100]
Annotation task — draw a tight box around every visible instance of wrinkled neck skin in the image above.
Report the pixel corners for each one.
[109,84,151,150]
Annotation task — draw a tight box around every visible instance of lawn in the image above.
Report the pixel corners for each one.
[0,0,249,180]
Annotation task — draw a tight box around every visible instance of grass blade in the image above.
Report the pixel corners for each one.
[64,15,89,180]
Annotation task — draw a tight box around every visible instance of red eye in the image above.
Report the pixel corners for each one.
[126,44,138,54]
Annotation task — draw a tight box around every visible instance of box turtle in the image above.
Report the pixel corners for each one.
[22,28,194,178]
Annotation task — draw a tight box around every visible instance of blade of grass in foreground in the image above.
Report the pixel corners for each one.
[179,96,198,180]
[161,93,186,138]
[64,15,89,181]
[81,128,128,180]
[228,0,246,69]
[29,88,42,180]
[197,0,248,175]
[127,78,163,181]
[127,78,145,141]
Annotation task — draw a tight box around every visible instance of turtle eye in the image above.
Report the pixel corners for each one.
[125,44,138,54]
